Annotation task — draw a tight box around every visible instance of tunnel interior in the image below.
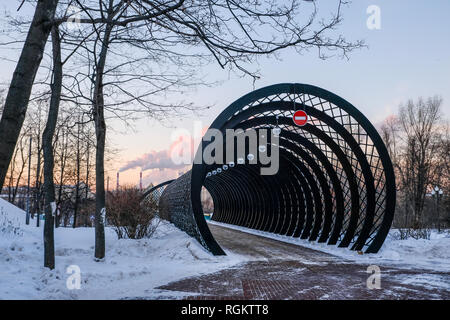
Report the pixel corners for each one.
[158,83,396,255]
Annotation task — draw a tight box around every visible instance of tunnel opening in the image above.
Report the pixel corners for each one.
[156,83,396,255]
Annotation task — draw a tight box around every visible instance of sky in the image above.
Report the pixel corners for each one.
[1,0,450,187]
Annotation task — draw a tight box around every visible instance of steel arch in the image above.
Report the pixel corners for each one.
[158,83,396,255]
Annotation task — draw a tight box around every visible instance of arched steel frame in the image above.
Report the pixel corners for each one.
[158,83,396,255]
[142,179,175,201]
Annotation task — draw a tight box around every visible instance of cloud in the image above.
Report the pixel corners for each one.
[119,124,209,182]
[119,131,201,173]
[142,168,185,186]
[119,149,186,172]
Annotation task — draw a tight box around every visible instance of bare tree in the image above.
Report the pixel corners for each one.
[58,0,363,260]
[398,97,443,227]
[0,0,60,191]
[33,105,44,226]
[381,96,448,232]
[42,24,63,269]
[1,0,363,263]
[5,127,30,204]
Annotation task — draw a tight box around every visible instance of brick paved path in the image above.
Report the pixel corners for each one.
[156,224,450,300]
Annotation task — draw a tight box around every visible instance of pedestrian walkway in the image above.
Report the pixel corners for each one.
[157,224,450,299]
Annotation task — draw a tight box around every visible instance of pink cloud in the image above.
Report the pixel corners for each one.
[142,168,186,186]
[119,127,208,174]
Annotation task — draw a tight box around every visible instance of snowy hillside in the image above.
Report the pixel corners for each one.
[0,199,245,299]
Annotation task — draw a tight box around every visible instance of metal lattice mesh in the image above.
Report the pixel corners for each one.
[159,84,395,255]
[206,86,393,252]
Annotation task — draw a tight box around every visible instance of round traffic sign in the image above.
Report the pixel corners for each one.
[293,110,308,126]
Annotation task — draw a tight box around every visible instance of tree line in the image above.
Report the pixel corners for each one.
[0,0,361,269]
[380,96,449,236]
[0,98,110,228]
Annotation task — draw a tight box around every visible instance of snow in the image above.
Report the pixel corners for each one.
[209,220,450,273]
[0,199,245,299]
[1,197,449,299]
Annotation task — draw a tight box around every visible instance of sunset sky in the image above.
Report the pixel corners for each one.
[1,0,449,188]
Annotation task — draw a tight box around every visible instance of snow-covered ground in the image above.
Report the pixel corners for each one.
[1,197,449,300]
[0,199,245,299]
[209,220,450,272]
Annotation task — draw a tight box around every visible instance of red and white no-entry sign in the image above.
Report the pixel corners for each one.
[293,110,308,126]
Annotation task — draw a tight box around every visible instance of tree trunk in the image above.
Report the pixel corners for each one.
[42,25,62,270]
[7,147,18,203]
[93,23,113,260]
[35,136,42,227]
[73,118,81,228]
[0,0,59,190]
[56,128,67,228]
[85,142,90,227]
[13,144,25,203]
[86,142,90,200]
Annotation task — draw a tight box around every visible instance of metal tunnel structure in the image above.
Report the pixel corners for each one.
[157,83,396,255]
